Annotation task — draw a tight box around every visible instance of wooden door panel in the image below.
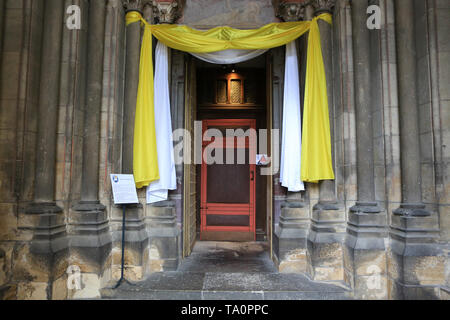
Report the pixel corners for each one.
[200,119,256,241]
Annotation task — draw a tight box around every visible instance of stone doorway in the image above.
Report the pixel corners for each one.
[183,53,274,260]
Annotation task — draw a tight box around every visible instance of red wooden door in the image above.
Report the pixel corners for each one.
[200,119,256,242]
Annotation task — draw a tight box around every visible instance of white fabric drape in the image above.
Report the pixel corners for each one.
[146,42,177,203]
[191,49,268,65]
[280,41,305,192]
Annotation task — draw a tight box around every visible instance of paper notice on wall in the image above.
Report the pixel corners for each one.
[110,174,139,205]
[256,154,270,166]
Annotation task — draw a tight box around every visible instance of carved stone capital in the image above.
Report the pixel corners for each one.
[151,0,184,24]
[273,0,309,22]
[311,0,335,15]
[123,0,143,13]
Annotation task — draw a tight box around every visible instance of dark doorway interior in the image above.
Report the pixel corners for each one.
[195,56,268,242]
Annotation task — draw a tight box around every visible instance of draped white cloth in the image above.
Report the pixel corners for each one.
[146,42,177,204]
[191,49,268,65]
[279,41,305,192]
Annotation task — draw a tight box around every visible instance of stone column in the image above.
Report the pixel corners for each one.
[28,0,64,211]
[343,0,387,299]
[272,1,311,274]
[389,0,441,299]
[298,2,314,101]
[70,0,112,298]
[307,0,347,282]
[145,0,184,273]
[25,0,66,250]
[122,0,142,173]
[393,1,429,215]
[23,0,68,300]
[110,0,148,282]
[79,0,107,206]
[0,0,4,68]
[315,1,337,203]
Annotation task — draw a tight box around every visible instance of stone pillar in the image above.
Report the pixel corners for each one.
[24,0,67,298]
[79,0,107,205]
[307,0,347,282]
[70,0,112,298]
[122,0,142,173]
[0,0,4,67]
[110,0,148,282]
[315,1,337,204]
[272,1,311,274]
[343,0,387,299]
[28,0,64,209]
[388,0,441,299]
[393,1,429,213]
[145,0,184,273]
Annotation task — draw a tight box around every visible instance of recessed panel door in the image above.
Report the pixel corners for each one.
[200,119,256,241]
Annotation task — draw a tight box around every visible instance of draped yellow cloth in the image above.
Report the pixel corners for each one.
[126,12,334,188]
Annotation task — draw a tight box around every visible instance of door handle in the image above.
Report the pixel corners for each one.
[250,171,255,181]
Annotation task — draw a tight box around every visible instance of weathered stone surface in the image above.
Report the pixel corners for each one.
[182,0,277,28]
[0,244,12,287]
[307,242,344,281]
[0,284,17,300]
[0,203,17,241]
[17,281,47,300]
[278,249,308,273]
[11,244,52,283]
[354,275,387,300]
[52,275,68,300]
[70,273,102,299]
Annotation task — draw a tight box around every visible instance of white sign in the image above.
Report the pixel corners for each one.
[256,154,270,166]
[110,174,139,205]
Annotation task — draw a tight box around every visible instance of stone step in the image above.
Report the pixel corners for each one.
[100,271,353,300]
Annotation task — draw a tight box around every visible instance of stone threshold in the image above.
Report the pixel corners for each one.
[100,271,353,300]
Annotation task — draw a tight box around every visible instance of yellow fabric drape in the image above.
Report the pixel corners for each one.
[127,11,334,188]
[133,20,160,189]
[302,14,334,182]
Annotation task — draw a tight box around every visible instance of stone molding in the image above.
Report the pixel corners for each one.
[273,0,309,22]
[311,0,335,15]
[123,0,144,12]
[151,0,184,24]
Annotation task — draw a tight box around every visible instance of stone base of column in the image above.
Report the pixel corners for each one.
[273,201,310,273]
[307,201,346,282]
[112,203,148,282]
[145,200,181,273]
[344,202,388,299]
[18,202,69,299]
[388,204,444,299]
[68,201,112,299]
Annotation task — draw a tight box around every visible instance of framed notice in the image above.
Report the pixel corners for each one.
[110,174,139,205]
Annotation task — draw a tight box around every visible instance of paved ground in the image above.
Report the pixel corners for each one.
[101,241,352,300]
